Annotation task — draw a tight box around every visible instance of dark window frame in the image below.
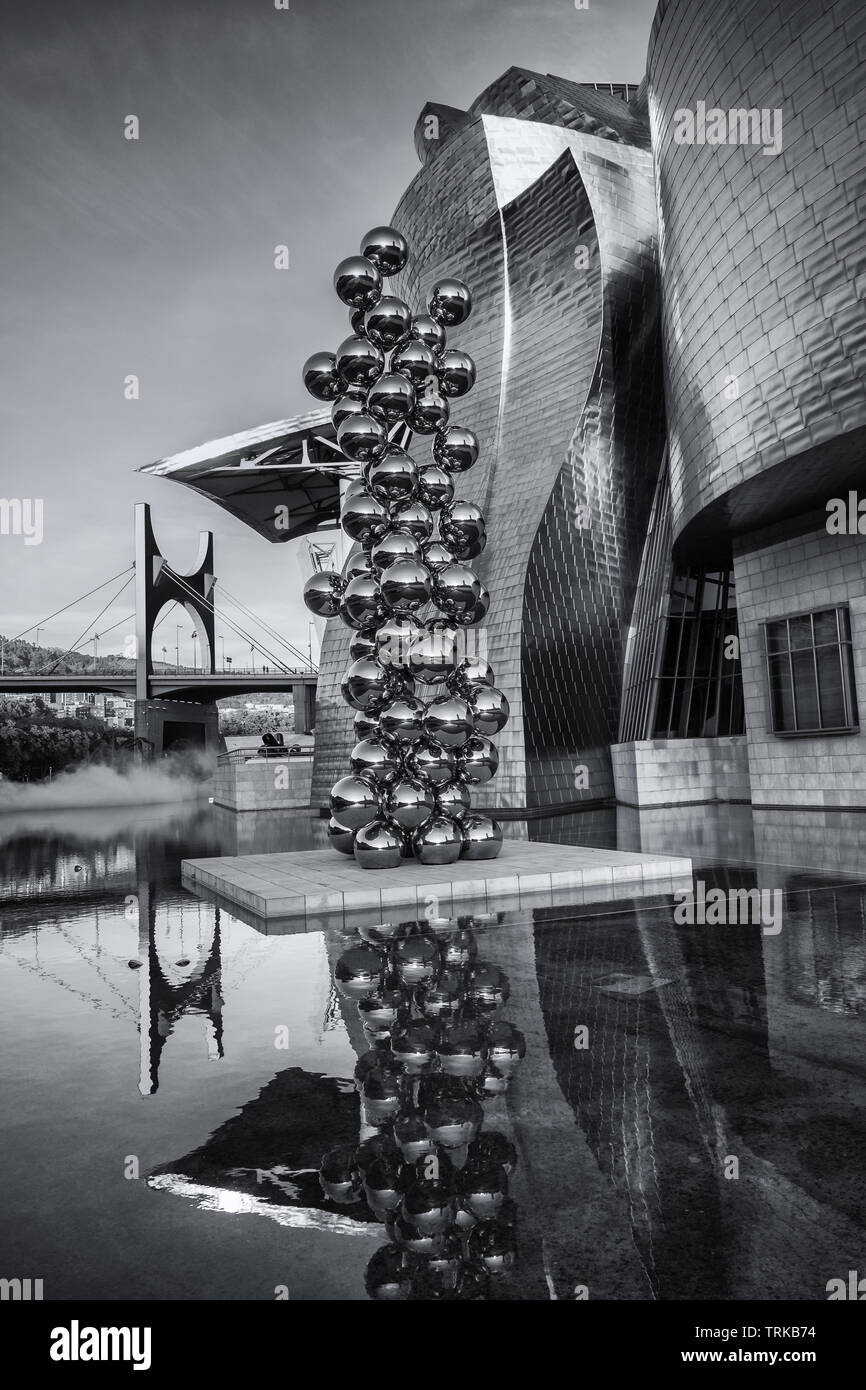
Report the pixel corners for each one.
[763,605,859,737]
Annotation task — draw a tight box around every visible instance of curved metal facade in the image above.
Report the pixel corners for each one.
[647,0,866,561]
[311,70,666,810]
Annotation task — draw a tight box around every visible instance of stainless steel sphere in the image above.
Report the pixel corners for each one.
[410,313,447,353]
[460,815,503,861]
[380,559,432,614]
[435,780,472,819]
[328,817,356,855]
[341,657,389,712]
[416,465,454,511]
[354,818,404,870]
[360,225,409,276]
[373,613,422,670]
[393,934,440,987]
[408,628,457,683]
[423,695,474,749]
[412,813,463,864]
[423,1092,483,1149]
[333,254,382,310]
[340,491,389,544]
[391,1022,437,1076]
[350,307,368,337]
[388,499,434,543]
[432,563,482,620]
[367,451,418,507]
[302,570,343,618]
[336,334,385,387]
[302,351,343,401]
[353,707,380,739]
[380,664,416,702]
[438,348,476,398]
[427,278,473,327]
[337,411,387,463]
[371,530,420,572]
[350,736,402,786]
[436,1019,489,1077]
[390,340,439,387]
[366,372,416,426]
[453,583,490,627]
[385,775,435,829]
[331,387,368,431]
[339,574,384,630]
[378,695,427,744]
[456,736,499,785]
[364,296,412,351]
[433,425,479,473]
[470,686,509,736]
[440,501,486,559]
[447,655,495,693]
[408,739,456,788]
[408,391,449,435]
[342,547,373,583]
[420,539,453,572]
[329,774,381,830]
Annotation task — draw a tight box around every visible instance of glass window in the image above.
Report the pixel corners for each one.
[764,607,858,735]
[653,568,744,738]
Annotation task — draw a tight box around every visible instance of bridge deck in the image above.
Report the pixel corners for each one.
[181,841,693,931]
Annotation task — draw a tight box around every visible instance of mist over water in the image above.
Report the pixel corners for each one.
[0,758,212,814]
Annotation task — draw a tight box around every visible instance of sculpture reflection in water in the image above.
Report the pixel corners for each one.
[302,225,508,869]
[321,912,526,1299]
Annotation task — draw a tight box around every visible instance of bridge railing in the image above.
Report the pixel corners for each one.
[217,746,314,766]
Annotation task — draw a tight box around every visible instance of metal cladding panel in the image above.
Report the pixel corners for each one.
[647,0,866,556]
[310,90,665,811]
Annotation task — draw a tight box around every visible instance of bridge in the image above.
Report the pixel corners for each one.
[0,670,316,703]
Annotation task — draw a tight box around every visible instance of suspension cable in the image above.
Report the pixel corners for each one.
[218,583,314,669]
[166,570,301,673]
[39,574,135,674]
[4,567,135,645]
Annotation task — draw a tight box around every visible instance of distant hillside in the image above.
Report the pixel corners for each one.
[0,636,171,675]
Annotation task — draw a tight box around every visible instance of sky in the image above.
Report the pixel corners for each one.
[0,0,656,668]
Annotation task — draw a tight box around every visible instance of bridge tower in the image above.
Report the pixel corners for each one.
[134,502,219,760]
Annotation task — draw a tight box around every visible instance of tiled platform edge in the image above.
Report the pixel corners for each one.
[181,840,693,929]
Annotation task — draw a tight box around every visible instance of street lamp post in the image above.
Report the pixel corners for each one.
[249,644,255,675]
[175,625,181,671]
[192,631,198,671]
[219,635,225,671]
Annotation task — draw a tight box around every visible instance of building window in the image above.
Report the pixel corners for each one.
[765,607,858,735]
[653,569,744,739]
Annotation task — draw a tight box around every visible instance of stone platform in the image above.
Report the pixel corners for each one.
[181,840,693,930]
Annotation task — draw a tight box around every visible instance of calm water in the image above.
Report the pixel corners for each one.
[1,796,865,1301]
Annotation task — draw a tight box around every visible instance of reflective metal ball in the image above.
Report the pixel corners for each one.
[302,351,343,402]
[436,1019,489,1078]
[331,387,368,431]
[454,583,490,627]
[329,775,381,831]
[342,548,374,584]
[435,780,472,819]
[380,559,432,614]
[388,499,434,543]
[328,817,356,856]
[467,963,510,1011]
[393,934,441,987]
[438,348,476,398]
[364,296,412,351]
[460,814,503,860]
[408,629,457,684]
[412,813,463,864]
[333,254,382,310]
[432,563,482,620]
[339,574,384,630]
[420,539,454,572]
[378,696,427,745]
[470,686,509,736]
[447,655,495,693]
[423,1092,483,1149]
[385,775,435,829]
[360,225,409,276]
[416,465,454,511]
[433,425,479,473]
[370,530,421,573]
[408,740,456,788]
[391,1022,437,1075]
[367,451,418,507]
[456,736,499,785]
[335,334,385,387]
[353,707,380,740]
[303,570,343,618]
[366,372,416,426]
[390,339,439,387]
[427,278,473,326]
[340,491,389,544]
[341,657,389,712]
[337,412,387,462]
[408,391,449,435]
[373,612,422,669]
[350,736,402,786]
[349,634,378,666]
[410,313,447,352]
[423,695,474,749]
[354,818,404,870]
[334,944,384,997]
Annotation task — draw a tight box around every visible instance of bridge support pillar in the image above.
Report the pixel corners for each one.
[293,683,316,737]
[135,698,220,763]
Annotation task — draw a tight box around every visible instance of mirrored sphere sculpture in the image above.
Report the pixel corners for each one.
[304,233,501,867]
